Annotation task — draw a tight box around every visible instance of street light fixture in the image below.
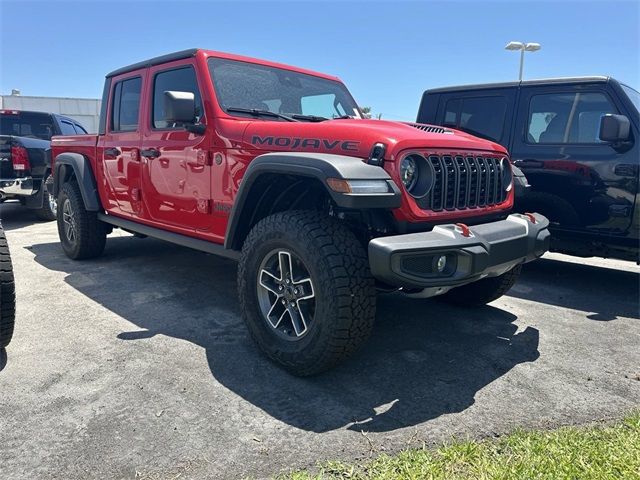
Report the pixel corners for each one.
[505,41,541,81]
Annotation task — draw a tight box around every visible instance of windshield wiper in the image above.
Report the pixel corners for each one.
[290,114,329,122]
[226,107,298,122]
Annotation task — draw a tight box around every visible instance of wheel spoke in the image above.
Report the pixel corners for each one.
[267,298,287,329]
[259,269,282,295]
[278,251,293,282]
[288,302,308,337]
[293,277,314,300]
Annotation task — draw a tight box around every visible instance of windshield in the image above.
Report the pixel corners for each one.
[208,57,361,120]
[0,111,54,140]
[621,84,640,113]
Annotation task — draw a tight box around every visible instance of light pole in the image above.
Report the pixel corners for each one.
[505,41,541,81]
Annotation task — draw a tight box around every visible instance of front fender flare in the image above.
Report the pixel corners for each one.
[53,153,102,211]
[224,152,401,250]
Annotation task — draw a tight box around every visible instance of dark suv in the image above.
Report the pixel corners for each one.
[418,77,639,262]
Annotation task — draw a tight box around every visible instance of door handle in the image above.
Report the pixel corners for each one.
[104,147,121,157]
[141,148,160,159]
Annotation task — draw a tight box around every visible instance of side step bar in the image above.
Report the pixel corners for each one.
[97,213,240,261]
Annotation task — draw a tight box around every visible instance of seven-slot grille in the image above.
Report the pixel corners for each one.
[416,154,509,212]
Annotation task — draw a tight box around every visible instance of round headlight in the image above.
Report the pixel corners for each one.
[400,156,418,191]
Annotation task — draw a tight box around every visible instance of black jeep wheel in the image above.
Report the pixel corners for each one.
[35,174,57,221]
[57,181,107,260]
[0,225,16,349]
[439,264,522,307]
[238,211,376,376]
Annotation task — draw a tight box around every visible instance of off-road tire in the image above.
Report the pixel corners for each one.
[35,174,57,221]
[0,226,16,348]
[238,211,376,376]
[516,191,580,227]
[439,264,522,307]
[57,181,107,260]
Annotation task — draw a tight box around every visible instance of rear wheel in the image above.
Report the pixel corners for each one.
[238,211,376,376]
[439,264,522,307]
[0,225,16,348]
[35,174,57,221]
[57,181,107,260]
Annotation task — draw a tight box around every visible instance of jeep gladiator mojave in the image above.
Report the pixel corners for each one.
[51,49,550,375]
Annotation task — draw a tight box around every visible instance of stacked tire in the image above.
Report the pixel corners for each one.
[0,223,15,349]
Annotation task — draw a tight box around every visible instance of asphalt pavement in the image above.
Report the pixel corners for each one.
[0,201,638,479]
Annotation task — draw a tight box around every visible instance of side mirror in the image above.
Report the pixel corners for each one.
[163,91,195,124]
[599,114,630,143]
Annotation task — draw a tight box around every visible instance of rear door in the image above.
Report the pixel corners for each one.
[433,88,516,146]
[99,73,145,217]
[141,60,211,232]
[510,83,637,234]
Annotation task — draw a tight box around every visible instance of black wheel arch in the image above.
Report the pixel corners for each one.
[53,153,102,211]
[224,152,401,250]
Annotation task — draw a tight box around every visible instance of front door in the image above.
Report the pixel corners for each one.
[511,84,638,235]
[140,61,211,232]
[99,73,144,217]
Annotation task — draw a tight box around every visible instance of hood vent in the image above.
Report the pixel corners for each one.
[408,123,451,134]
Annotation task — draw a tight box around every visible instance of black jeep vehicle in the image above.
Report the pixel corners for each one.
[418,77,639,262]
[0,109,88,220]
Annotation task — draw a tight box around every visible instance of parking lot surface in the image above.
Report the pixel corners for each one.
[1,202,639,479]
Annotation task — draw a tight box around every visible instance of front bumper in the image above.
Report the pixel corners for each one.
[0,177,35,196]
[369,213,550,289]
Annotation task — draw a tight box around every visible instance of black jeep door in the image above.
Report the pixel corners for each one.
[510,83,638,235]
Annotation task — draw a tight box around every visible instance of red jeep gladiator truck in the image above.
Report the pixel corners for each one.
[51,49,550,375]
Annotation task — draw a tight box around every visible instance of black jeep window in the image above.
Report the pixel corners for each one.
[111,77,141,132]
[527,92,617,144]
[443,96,507,142]
[152,66,203,129]
[208,58,361,119]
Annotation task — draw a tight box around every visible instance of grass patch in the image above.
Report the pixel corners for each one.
[281,412,640,480]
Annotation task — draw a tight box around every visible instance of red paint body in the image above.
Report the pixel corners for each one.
[51,49,512,245]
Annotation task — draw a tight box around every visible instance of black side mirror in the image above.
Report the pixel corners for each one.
[599,114,630,143]
[163,91,196,124]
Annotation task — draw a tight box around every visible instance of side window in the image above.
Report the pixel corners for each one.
[59,120,77,135]
[111,77,142,132]
[73,123,88,134]
[527,92,617,144]
[442,96,507,142]
[152,66,202,129]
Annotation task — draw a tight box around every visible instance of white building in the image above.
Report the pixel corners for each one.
[0,93,101,133]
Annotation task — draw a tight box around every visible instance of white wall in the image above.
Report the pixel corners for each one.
[0,95,101,133]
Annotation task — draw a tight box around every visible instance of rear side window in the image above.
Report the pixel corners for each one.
[443,96,507,142]
[152,66,202,129]
[111,77,142,132]
[74,123,88,134]
[527,92,617,144]
[59,120,77,135]
[0,112,55,140]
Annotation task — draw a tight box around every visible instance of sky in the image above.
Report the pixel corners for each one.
[1,0,638,121]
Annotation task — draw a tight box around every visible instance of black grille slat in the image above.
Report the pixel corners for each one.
[417,153,506,212]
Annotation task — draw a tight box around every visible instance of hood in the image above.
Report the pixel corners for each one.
[241,118,507,161]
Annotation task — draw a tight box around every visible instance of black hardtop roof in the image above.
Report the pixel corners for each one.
[424,76,614,94]
[106,48,199,78]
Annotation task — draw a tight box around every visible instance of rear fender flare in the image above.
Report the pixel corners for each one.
[53,153,101,211]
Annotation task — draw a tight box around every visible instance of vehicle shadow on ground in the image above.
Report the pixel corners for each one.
[0,202,50,231]
[31,236,539,433]
[0,349,7,373]
[509,257,639,321]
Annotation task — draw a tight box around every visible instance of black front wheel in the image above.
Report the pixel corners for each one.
[238,211,377,376]
[0,226,16,348]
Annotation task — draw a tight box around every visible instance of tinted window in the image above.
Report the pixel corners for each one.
[152,66,203,129]
[73,123,88,134]
[621,84,640,113]
[59,120,77,135]
[527,92,617,144]
[111,77,141,132]
[0,112,55,140]
[208,58,361,119]
[443,96,507,142]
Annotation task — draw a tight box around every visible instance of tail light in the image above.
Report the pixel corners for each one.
[11,144,31,173]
